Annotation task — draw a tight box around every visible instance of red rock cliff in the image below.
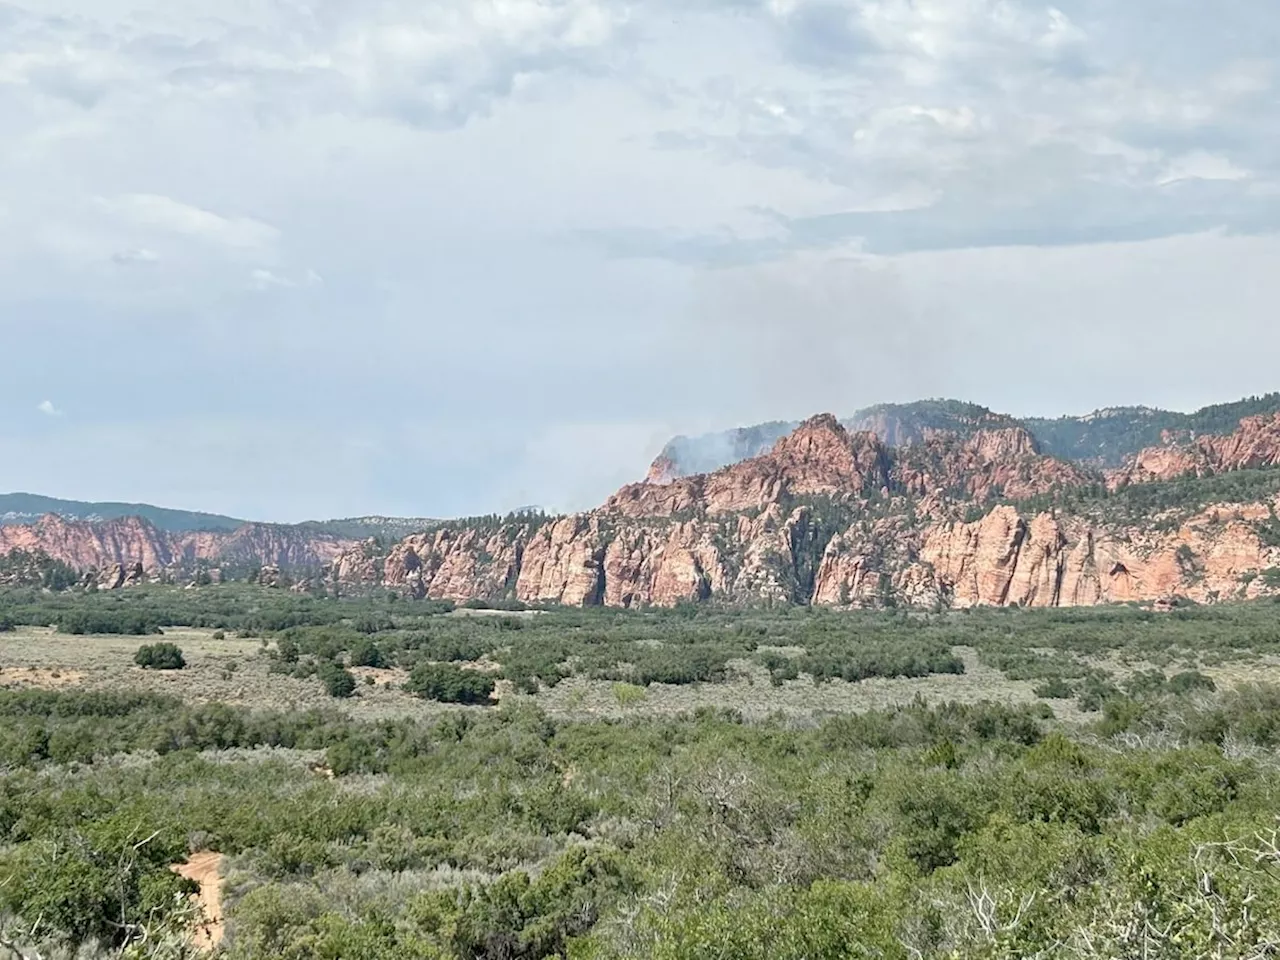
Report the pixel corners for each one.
[333,411,1280,609]
[0,514,354,584]
[1110,413,1280,488]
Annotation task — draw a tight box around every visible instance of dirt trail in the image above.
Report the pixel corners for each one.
[0,667,85,689]
[172,852,226,950]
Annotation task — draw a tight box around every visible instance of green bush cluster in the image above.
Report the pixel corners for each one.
[317,661,357,699]
[61,610,163,636]
[801,638,964,683]
[133,641,185,670]
[0,548,79,590]
[405,664,496,704]
[3,686,1280,958]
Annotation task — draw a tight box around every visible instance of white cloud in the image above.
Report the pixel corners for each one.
[249,267,295,289]
[36,400,62,417]
[2,0,1280,518]
[0,0,629,129]
[111,247,159,265]
[1158,151,1253,186]
[329,0,629,125]
[98,194,278,250]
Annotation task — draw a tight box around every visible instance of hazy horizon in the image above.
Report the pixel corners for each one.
[3,386,1277,524]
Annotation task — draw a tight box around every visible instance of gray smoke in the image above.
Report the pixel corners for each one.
[688,252,956,424]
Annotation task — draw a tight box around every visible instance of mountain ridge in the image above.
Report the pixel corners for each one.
[7,392,1280,609]
[649,393,1280,483]
[318,406,1280,610]
[0,493,439,542]
[0,493,246,533]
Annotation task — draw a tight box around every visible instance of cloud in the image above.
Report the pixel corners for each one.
[111,248,159,265]
[98,195,278,250]
[36,400,62,417]
[1158,151,1253,186]
[621,0,1280,259]
[328,0,630,127]
[0,0,630,129]
[250,267,295,289]
[3,0,1280,520]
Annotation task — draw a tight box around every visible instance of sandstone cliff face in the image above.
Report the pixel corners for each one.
[0,514,355,585]
[900,502,1280,608]
[610,415,891,519]
[644,456,680,486]
[205,523,351,569]
[645,401,1029,483]
[315,410,1280,610]
[15,408,1280,610]
[1110,414,1280,488]
[0,515,177,573]
[319,415,1103,609]
[347,410,1280,610]
[895,427,1093,503]
[845,404,1022,449]
[367,525,525,601]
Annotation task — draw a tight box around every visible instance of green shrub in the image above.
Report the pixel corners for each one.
[348,638,386,668]
[756,651,800,686]
[62,611,162,636]
[405,664,495,704]
[612,683,647,707]
[1168,670,1217,694]
[317,661,357,699]
[1033,676,1075,699]
[133,642,185,670]
[801,639,964,684]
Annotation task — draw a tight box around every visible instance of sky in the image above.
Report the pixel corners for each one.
[2,0,1280,522]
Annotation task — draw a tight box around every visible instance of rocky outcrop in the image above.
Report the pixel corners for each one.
[805,501,1280,611]
[845,402,1023,449]
[324,409,1280,610]
[0,515,176,572]
[896,427,1092,503]
[644,456,680,485]
[896,502,1280,608]
[364,525,526,601]
[644,422,798,485]
[13,404,1280,611]
[1110,414,1280,488]
[645,400,1029,482]
[0,514,357,583]
[611,415,893,519]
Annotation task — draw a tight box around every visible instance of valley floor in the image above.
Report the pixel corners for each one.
[4,587,1280,958]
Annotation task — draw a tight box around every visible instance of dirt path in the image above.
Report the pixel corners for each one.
[173,852,226,951]
[0,666,85,689]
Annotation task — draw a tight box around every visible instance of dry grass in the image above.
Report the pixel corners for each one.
[7,624,1276,726]
[1203,657,1280,687]
[0,626,494,721]
[526,647,1053,722]
[0,665,86,689]
[1079,649,1280,692]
